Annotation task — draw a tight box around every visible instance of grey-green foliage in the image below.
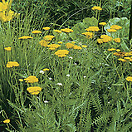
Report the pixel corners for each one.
[104,17,130,39]
[1,2,132,131]
[69,17,98,42]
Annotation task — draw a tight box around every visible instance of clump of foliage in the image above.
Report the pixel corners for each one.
[0,0,132,131]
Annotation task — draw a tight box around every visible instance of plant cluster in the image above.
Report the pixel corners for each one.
[0,0,132,132]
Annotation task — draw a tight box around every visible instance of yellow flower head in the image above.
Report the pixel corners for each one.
[43,68,50,71]
[3,119,10,124]
[18,36,33,40]
[124,57,131,60]
[39,40,50,47]
[61,28,73,33]
[27,86,42,95]
[108,48,116,51]
[110,25,122,30]
[55,50,69,57]
[82,32,94,38]
[58,41,63,44]
[100,35,112,43]
[92,6,102,11]
[43,35,54,41]
[32,30,42,34]
[24,76,38,83]
[99,22,107,26]
[47,44,61,49]
[113,38,121,43]
[86,26,100,32]
[113,52,125,57]
[118,58,126,62]
[73,45,82,50]
[4,47,11,51]
[6,61,19,68]
[55,50,69,55]
[116,49,121,52]
[82,45,87,48]
[19,79,23,82]
[43,27,50,30]
[124,52,132,56]
[65,43,74,49]
[107,29,117,32]
[126,76,132,81]
[53,30,62,33]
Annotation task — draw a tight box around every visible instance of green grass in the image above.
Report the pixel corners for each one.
[0,0,132,131]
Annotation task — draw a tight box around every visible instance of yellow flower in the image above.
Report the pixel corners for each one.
[43,27,50,30]
[18,36,33,40]
[61,28,73,33]
[100,35,112,42]
[73,45,82,50]
[116,49,121,52]
[19,79,23,82]
[58,41,63,44]
[126,76,132,81]
[108,48,116,51]
[82,32,94,38]
[32,30,42,34]
[86,26,100,32]
[4,47,11,51]
[27,86,42,95]
[53,30,62,33]
[65,43,74,49]
[55,50,69,55]
[110,25,122,30]
[97,39,103,44]
[113,38,121,43]
[107,29,117,32]
[47,44,61,49]
[24,76,38,83]
[6,61,19,68]
[43,35,54,41]
[113,52,125,57]
[39,40,50,47]
[3,119,10,124]
[118,58,126,62]
[124,52,132,56]
[124,57,131,60]
[55,50,69,57]
[43,68,50,71]
[92,6,102,10]
[99,22,107,26]
[82,45,87,48]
